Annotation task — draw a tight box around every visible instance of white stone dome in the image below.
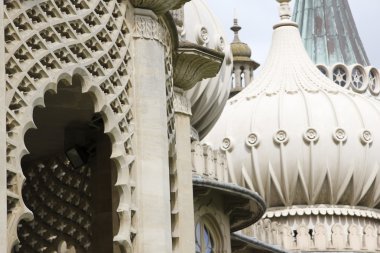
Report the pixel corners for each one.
[205,17,380,208]
[182,0,233,139]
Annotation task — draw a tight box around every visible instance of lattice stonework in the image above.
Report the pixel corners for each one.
[4,0,136,252]
[19,156,93,252]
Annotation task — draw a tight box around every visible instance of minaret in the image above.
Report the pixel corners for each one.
[229,16,259,98]
[293,0,370,66]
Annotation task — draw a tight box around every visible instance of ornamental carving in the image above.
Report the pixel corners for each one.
[304,128,319,143]
[361,129,373,145]
[133,13,167,44]
[221,138,232,151]
[274,130,288,144]
[246,133,259,147]
[333,128,347,142]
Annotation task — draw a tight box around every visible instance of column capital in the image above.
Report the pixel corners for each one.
[133,9,167,44]
[174,89,192,116]
[131,0,190,15]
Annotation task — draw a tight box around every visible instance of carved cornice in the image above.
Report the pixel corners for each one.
[174,90,192,116]
[174,41,224,90]
[130,0,190,15]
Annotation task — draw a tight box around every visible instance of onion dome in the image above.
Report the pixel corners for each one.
[293,0,370,66]
[205,0,380,208]
[230,18,252,61]
[182,0,233,140]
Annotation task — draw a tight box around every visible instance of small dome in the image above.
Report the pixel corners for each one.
[182,0,233,139]
[231,42,252,59]
[205,5,380,209]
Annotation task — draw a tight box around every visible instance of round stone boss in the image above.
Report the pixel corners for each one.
[246,133,259,147]
[274,130,288,144]
[333,128,347,142]
[360,129,373,144]
[221,137,233,151]
[304,128,319,143]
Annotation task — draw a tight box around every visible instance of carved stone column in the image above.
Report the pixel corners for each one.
[133,9,172,252]
[0,2,6,251]
[172,89,195,253]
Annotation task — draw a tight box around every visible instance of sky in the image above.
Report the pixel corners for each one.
[205,0,380,68]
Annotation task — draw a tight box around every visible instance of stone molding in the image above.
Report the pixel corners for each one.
[130,0,190,15]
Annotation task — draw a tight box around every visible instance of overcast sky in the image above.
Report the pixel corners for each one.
[206,0,380,68]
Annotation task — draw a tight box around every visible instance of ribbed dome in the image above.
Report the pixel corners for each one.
[182,0,233,139]
[205,9,380,208]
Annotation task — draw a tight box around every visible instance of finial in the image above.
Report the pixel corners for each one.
[231,9,241,42]
[277,0,291,20]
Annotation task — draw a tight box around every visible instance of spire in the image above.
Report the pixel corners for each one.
[293,0,370,66]
[230,14,242,43]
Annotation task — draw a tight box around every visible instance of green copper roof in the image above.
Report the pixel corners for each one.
[293,0,370,66]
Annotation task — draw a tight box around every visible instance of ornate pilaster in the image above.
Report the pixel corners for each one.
[130,0,190,15]
[170,89,195,253]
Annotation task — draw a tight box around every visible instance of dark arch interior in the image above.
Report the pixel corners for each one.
[16,76,119,253]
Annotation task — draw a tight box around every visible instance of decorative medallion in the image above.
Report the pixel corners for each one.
[333,128,347,142]
[274,130,288,144]
[360,129,373,144]
[304,128,319,143]
[215,35,225,52]
[221,137,232,151]
[197,26,209,45]
[246,133,259,147]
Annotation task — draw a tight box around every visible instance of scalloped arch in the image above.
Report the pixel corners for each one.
[4,0,136,252]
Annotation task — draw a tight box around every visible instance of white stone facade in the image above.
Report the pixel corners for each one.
[1,0,266,252]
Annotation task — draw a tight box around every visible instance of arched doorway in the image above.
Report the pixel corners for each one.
[15,76,119,252]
